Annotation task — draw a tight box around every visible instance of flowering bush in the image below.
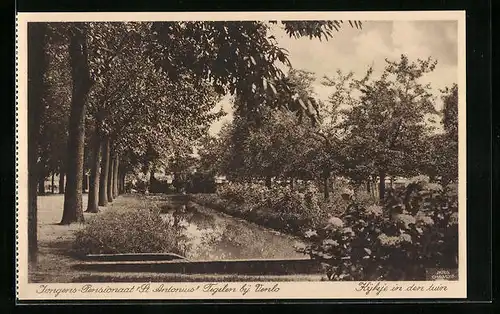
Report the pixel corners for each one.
[296,176,459,281]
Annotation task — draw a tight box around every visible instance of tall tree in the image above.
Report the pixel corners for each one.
[321,70,368,188]
[59,20,361,223]
[38,33,71,195]
[441,83,459,185]
[85,122,101,212]
[340,55,438,200]
[27,22,49,264]
[98,136,110,206]
[420,83,458,185]
[107,151,114,203]
[60,23,92,224]
[86,22,145,209]
[442,83,458,142]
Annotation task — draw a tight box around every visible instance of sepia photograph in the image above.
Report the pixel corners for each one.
[16,11,466,300]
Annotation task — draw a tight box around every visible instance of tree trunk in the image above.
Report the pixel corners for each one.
[112,157,117,197]
[323,176,330,200]
[111,159,116,197]
[322,168,330,200]
[27,22,48,264]
[86,128,101,213]
[58,171,65,194]
[61,24,91,225]
[121,172,126,194]
[117,169,122,195]
[366,179,371,193]
[390,176,394,189]
[98,136,110,206]
[118,171,122,194]
[290,177,294,190]
[378,170,386,201]
[117,159,120,195]
[149,162,156,192]
[113,157,119,198]
[120,169,127,194]
[51,173,55,193]
[107,154,114,203]
[82,173,88,193]
[265,176,272,188]
[38,175,45,195]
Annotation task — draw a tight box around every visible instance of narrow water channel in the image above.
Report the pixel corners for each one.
[151,194,308,261]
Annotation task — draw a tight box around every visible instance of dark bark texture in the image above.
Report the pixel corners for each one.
[149,162,156,190]
[323,177,330,200]
[107,154,114,203]
[113,157,119,197]
[265,176,272,188]
[82,173,88,193]
[58,171,65,194]
[38,176,45,195]
[322,168,330,200]
[86,127,101,212]
[378,170,386,202]
[61,24,92,225]
[98,136,110,206]
[27,22,49,264]
[120,172,126,194]
[51,173,55,193]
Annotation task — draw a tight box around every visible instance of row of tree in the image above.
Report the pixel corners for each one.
[28,20,362,264]
[197,56,459,200]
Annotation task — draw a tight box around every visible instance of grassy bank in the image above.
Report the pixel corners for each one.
[188,194,310,238]
[187,182,359,238]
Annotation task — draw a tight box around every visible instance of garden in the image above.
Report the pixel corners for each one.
[28,20,460,282]
[187,177,458,280]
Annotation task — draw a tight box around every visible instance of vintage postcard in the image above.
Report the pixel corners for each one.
[16,11,467,300]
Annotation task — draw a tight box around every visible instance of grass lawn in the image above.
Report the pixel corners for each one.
[29,194,323,283]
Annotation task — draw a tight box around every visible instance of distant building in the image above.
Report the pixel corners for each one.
[215,176,227,184]
[392,177,409,188]
[382,177,410,189]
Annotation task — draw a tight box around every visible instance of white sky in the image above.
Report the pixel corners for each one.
[209,20,458,136]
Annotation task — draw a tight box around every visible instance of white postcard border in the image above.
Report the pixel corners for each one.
[15,10,467,301]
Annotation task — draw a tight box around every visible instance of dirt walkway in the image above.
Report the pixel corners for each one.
[29,194,114,282]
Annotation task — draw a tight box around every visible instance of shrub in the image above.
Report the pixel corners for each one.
[172,174,189,193]
[133,179,149,193]
[296,176,459,281]
[318,191,350,219]
[150,178,176,194]
[186,173,217,194]
[352,190,378,207]
[217,182,262,204]
[73,207,188,256]
[196,182,352,235]
[191,193,227,210]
